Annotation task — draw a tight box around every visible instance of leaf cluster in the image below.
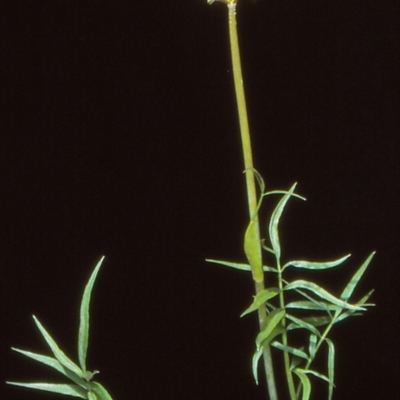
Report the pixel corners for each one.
[207,180,374,400]
[7,257,113,400]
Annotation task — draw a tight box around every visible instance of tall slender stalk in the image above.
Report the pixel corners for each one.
[225,1,278,399]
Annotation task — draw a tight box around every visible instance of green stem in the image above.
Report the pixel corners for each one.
[277,263,297,400]
[294,313,337,399]
[226,2,278,399]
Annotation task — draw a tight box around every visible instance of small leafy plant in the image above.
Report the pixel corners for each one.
[206,1,375,400]
[7,257,113,400]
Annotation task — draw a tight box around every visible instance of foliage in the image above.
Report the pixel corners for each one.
[7,257,113,400]
[207,179,374,399]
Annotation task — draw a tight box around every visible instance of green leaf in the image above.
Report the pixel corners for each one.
[308,334,317,359]
[32,315,84,379]
[285,300,340,311]
[282,254,351,272]
[241,288,280,317]
[293,368,311,400]
[79,256,105,374]
[89,391,97,400]
[340,252,375,301]
[301,315,332,327]
[288,288,336,314]
[357,288,375,305]
[302,369,331,384]
[250,167,266,195]
[91,382,114,400]
[244,219,263,282]
[271,341,309,361]
[268,183,298,260]
[205,259,278,273]
[263,190,306,202]
[6,382,87,398]
[333,290,375,324]
[252,320,288,384]
[290,349,304,370]
[241,168,267,283]
[346,289,375,313]
[325,338,335,400]
[252,346,264,385]
[284,280,365,311]
[255,308,285,348]
[10,347,86,387]
[285,314,320,337]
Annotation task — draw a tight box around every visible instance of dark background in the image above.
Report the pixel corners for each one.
[1,0,398,399]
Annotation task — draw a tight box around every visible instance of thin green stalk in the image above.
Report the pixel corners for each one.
[226,2,278,399]
[294,310,337,399]
[277,262,297,400]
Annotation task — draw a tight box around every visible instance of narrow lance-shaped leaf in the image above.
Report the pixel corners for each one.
[325,338,335,400]
[244,219,263,282]
[32,315,84,379]
[301,315,332,327]
[89,391,98,400]
[333,289,375,325]
[301,369,331,384]
[290,350,304,370]
[263,190,306,201]
[308,334,318,359]
[252,347,264,385]
[5,382,87,399]
[285,314,320,337]
[288,287,335,314]
[78,256,105,374]
[242,168,267,283]
[255,308,285,348]
[340,252,375,301]
[282,254,351,272]
[293,369,311,400]
[241,288,280,317]
[10,347,86,387]
[91,382,114,400]
[205,258,278,273]
[250,168,266,196]
[268,183,301,261]
[271,341,309,361]
[252,323,286,385]
[10,348,69,376]
[284,280,365,311]
[285,300,340,311]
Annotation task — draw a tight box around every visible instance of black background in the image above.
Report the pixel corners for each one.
[1,1,398,399]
